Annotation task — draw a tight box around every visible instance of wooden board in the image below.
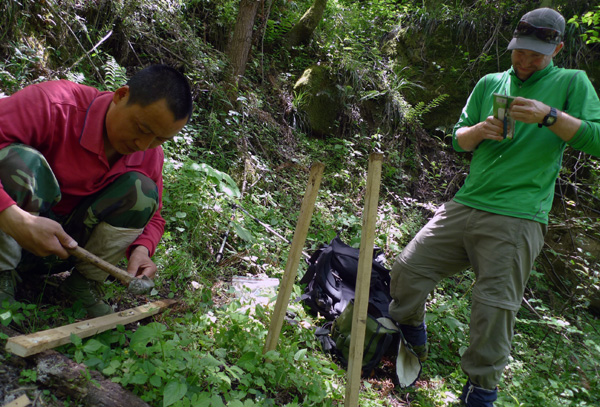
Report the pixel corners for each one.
[2,395,31,407]
[5,299,177,357]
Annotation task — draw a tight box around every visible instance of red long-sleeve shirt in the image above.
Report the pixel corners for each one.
[0,80,165,256]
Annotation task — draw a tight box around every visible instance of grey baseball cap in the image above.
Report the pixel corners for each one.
[507,8,565,55]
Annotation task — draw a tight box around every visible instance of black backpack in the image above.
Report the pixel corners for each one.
[298,236,402,377]
[298,236,393,321]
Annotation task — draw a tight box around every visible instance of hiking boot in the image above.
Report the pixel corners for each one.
[0,269,19,306]
[460,379,498,407]
[60,269,113,317]
[399,323,428,361]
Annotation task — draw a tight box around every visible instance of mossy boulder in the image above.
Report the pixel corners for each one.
[293,65,340,137]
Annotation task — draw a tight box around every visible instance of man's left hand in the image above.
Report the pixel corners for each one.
[127,245,157,279]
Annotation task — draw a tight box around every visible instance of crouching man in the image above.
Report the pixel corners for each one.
[0,64,192,317]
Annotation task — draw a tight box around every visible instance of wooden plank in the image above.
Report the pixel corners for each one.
[2,395,31,407]
[264,162,325,353]
[345,152,383,406]
[5,299,177,357]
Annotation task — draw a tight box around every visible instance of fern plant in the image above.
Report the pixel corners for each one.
[102,55,128,90]
[405,93,449,125]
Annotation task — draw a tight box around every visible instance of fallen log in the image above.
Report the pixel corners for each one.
[33,349,150,407]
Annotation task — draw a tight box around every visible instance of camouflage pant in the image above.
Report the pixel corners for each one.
[0,144,159,274]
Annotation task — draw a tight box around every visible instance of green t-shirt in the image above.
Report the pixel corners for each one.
[452,62,600,224]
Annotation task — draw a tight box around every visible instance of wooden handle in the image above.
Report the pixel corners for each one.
[68,246,133,284]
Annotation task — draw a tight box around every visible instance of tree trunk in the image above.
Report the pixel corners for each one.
[226,0,261,80]
[285,0,328,47]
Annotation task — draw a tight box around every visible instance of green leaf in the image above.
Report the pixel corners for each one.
[210,395,225,407]
[442,316,464,332]
[74,349,83,364]
[83,339,105,353]
[70,334,82,347]
[83,357,103,368]
[130,373,149,385]
[233,223,254,242]
[294,348,307,361]
[130,322,166,352]
[102,360,120,376]
[237,352,258,373]
[163,380,187,407]
[150,374,162,387]
[0,311,12,325]
[220,184,240,198]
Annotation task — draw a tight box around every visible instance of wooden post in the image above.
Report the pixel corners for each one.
[344,152,384,406]
[263,162,325,353]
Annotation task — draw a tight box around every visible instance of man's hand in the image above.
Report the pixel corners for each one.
[455,116,505,151]
[508,97,549,124]
[127,245,157,279]
[0,205,77,258]
[509,96,580,142]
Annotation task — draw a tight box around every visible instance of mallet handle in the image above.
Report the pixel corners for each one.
[67,246,133,285]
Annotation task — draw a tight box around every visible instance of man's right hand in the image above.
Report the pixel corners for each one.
[455,116,505,151]
[0,205,77,258]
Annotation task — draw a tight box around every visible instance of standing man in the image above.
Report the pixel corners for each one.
[0,64,192,317]
[389,8,600,406]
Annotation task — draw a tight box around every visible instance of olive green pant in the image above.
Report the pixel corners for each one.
[0,144,159,280]
[389,200,545,390]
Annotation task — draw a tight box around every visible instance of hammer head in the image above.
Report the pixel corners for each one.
[127,275,155,295]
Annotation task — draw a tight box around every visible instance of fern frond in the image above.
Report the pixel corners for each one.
[102,56,128,90]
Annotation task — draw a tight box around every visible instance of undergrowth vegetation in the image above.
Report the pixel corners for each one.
[1,0,600,406]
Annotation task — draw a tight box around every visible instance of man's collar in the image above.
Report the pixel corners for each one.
[80,92,112,154]
[510,60,555,85]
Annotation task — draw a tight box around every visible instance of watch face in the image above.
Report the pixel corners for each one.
[544,108,558,126]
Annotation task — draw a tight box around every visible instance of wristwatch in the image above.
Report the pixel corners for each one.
[539,107,558,128]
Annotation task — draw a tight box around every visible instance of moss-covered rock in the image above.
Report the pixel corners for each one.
[293,64,341,137]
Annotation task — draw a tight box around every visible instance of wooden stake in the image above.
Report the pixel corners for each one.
[5,299,177,357]
[263,162,325,353]
[344,152,384,406]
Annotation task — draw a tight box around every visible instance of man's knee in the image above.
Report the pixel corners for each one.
[92,171,159,228]
[389,259,436,325]
[0,144,60,213]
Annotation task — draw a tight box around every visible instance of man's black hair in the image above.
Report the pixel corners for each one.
[126,64,193,122]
